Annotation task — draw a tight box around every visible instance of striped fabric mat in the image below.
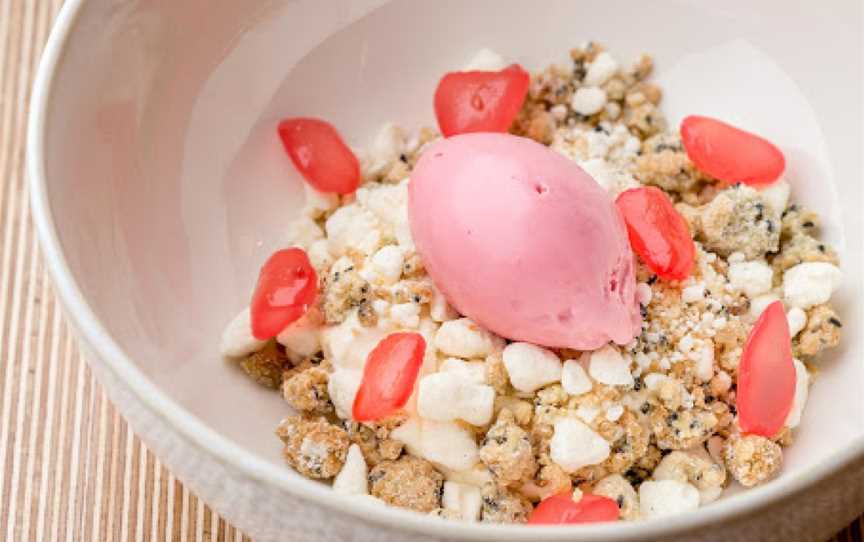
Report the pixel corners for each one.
[0,1,860,540]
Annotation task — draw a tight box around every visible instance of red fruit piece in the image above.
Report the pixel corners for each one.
[528,493,620,525]
[433,64,530,137]
[278,118,360,194]
[615,186,695,281]
[737,301,796,437]
[680,115,785,187]
[250,248,318,340]
[352,333,426,422]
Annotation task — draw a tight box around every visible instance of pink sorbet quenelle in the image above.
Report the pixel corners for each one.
[408,133,641,350]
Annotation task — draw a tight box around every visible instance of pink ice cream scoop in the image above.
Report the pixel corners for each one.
[408,133,641,350]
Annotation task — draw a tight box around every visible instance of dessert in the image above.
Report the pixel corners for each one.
[220,43,843,524]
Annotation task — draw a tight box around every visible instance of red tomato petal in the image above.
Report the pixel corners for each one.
[528,493,620,525]
[433,64,530,137]
[278,118,360,194]
[680,115,785,187]
[250,248,318,340]
[352,333,426,422]
[737,301,796,436]
[615,186,694,281]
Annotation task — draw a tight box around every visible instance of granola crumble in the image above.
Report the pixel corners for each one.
[223,42,843,523]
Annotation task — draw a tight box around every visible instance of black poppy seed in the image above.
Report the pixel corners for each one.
[802,221,815,228]
[829,317,843,328]
[483,497,499,510]
[818,244,826,253]
[399,153,408,163]
[640,403,651,414]
[616,496,625,508]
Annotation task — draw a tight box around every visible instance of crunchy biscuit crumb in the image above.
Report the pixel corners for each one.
[401,252,426,278]
[624,445,663,486]
[623,102,666,138]
[240,342,289,389]
[629,54,654,81]
[651,406,718,450]
[634,133,702,193]
[485,353,511,395]
[480,482,533,524]
[771,233,839,275]
[276,415,349,479]
[281,365,333,415]
[724,434,782,487]
[513,103,557,145]
[795,304,842,357]
[344,422,403,467]
[780,205,820,240]
[602,411,650,474]
[593,474,639,520]
[321,263,372,325]
[698,185,780,258]
[494,398,534,427]
[535,463,573,499]
[479,415,537,484]
[369,455,444,513]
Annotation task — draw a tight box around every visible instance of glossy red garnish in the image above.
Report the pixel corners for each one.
[528,493,620,525]
[680,115,785,187]
[615,186,695,281]
[737,301,796,437]
[277,118,360,194]
[352,333,426,422]
[433,64,530,137]
[250,248,318,340]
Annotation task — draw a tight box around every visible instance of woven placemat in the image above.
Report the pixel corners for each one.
[0,1,860,540]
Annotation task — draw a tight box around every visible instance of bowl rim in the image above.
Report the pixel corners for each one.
[27,0,864,539]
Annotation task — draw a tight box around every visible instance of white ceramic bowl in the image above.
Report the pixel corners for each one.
[28,1,864,540]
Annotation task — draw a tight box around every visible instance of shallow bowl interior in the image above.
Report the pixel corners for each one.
[33,0,863,538]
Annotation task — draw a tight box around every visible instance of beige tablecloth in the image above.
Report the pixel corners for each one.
[0,1,860,540]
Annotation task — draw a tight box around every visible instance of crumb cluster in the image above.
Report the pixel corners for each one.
[221,43,843,522]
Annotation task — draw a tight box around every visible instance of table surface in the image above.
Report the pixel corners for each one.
[1,1,861,540]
